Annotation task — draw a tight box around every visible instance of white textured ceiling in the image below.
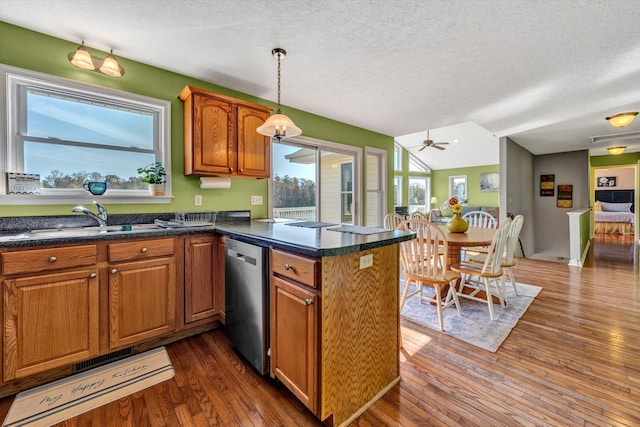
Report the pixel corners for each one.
[2,0,639,169]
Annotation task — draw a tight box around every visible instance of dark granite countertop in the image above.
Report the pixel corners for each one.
[0,211,414,257]
[215,221,414,257]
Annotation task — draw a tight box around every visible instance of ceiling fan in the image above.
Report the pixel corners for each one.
[415,130,450,151]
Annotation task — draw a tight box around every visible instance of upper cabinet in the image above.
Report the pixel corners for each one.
[179,86,272,178]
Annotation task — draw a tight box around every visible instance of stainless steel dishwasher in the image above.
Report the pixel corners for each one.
[224,238,269,375]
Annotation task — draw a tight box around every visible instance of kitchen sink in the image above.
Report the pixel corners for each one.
[0,224,162,242]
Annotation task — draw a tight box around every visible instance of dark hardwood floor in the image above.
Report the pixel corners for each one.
[1,237,638,426]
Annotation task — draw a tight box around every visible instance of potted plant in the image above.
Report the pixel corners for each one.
[137,161,166,196]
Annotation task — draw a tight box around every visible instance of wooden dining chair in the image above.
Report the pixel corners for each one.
[469,215,524,297]
[410,211,427,220]
[397,219,462,333]
[383,213,405,229]
[461,210,497,258]
[451,217,512,321]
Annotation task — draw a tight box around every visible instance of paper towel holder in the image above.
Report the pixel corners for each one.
[199,176,232,189]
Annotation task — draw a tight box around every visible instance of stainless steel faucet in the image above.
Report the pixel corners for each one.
[72,201,108,231]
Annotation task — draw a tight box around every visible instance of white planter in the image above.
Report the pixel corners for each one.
[149,183,164,196]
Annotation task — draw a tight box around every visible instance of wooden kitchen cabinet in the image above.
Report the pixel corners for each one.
[184,235,217,323]
[1,246,99,381]
[271,275,318,412]
[107,239,177,349]
[270,245,400,426]
[179,85,272,178]
[270,249,319,414]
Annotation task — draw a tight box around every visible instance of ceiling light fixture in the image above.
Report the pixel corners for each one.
[605,112,638,128]
[607,146,626,155]
[68,41,125,77]
[257,48,301,140]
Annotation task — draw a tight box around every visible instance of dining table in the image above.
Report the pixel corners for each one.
[435,225,496,266]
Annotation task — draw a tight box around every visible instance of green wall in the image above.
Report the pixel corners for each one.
[431,165,500,208]
[590,152,640,167]
[0,22,394,218]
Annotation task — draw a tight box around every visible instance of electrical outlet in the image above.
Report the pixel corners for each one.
[250,195,263,205]
[194,195,202,206]
[359,254,373,269]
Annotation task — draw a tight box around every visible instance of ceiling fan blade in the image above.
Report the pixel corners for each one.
[432,144,446,151]
[418,144,427,151]
[436,142,450,145]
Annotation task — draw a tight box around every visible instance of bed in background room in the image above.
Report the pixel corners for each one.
[594,189,635,235]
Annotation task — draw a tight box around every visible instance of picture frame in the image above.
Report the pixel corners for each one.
[597,176,617,187]
[540,174,554,196]
[480,172,499,192]
[557,184,573,208]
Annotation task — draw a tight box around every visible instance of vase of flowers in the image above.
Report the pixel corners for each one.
[446,197,468,233]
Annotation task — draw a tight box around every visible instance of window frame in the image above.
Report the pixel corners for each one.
[449,174,468,202]
[0,64,172,205]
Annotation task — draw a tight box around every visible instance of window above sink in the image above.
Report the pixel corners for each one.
[0,64,172,205]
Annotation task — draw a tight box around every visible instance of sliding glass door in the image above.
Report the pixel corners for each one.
[271,137,360,224]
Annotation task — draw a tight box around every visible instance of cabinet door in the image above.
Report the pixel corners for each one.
[3,270,99,381]
[185,236,217,323]
[108,257,176,349]
[191,93,234,175]
[271,276,318,413]
[237,105,271,178]
[216,236,226,321]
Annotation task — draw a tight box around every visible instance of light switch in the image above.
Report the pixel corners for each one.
[251,195,263,205]
[359,254,373,269]
[194,195,202,206]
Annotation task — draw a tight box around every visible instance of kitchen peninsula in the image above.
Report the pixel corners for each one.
[0,213,413,427]
[216,219,413,427]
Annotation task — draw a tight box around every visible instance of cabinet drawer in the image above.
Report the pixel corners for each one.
[1,245,97,275]
[271,249,318,288]
[108,238,175,262]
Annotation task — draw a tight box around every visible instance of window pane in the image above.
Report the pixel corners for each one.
[320,152,354,224]
[27,91,154,149]
[394,176,401,207]
[409,177,427,213]
[25,141,152,190]
[408,154,430,172]
[394,145,402,171]
[272,143,317,220]
[342,192,353,223]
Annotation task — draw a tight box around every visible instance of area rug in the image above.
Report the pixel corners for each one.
[400,281,541,352]
[3,347,174,427]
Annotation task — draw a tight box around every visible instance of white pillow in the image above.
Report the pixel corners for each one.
[600,201,631,212]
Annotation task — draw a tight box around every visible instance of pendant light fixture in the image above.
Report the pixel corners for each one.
[68,41,125,77]
[605,112,638,128]
[257,48,301,140]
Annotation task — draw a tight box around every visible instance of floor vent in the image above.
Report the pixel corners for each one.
[72,348,134,374]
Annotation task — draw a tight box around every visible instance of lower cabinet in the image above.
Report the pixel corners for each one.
[271,276,318,412]
[270,248,320,414]
[3,269,99,381]
[184,235,217,323]
[108,257,177,349]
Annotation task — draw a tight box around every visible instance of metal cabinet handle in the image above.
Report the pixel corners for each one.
[305,299,313,306]
[239,168,243,173]
[229,167,234,172]
[141,247,148,253]
[89,273,97,278]
[48,256,57,263]
[111,268,117,274]
[284,263,292,270]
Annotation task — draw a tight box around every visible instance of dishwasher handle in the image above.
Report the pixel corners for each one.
[227,249,257,266]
